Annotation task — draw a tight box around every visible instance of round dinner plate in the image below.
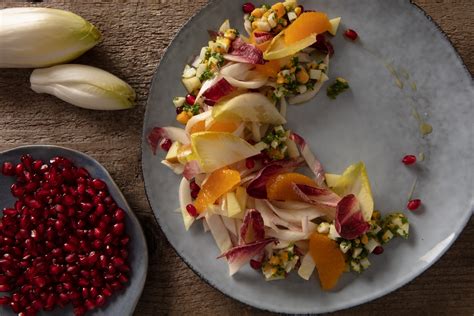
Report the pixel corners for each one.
[0,145,148,316]
[142,0,473,313]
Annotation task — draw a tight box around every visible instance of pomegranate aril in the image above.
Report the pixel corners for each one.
[373,246,384,255]
[112,256,125,267]
[89,287,99,298]
[185,94,196,105]
[407,199,421,211]
[74,306,87,316]
[344,28,358,40]
[160,138,172,152]
[0,296,11,305]
[1,162,15,176]
[0,284,12,292]
[3,208,17,216]
[112,223,125,236]
[85,298,96,310]
[191,190,199,199]
[10,301,20,313]
[242,2,255,13]
[402,154,417,165]
[186,204,198,217]
[245,158,255,169]
[91,179,106,190]
[114,208,126,222]
[102,288,112,297]
[96,294,106,307]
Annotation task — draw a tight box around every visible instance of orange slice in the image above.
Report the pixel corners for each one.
[285,12,331,45]
[309,233,346,290]
[255,60,281,78]
[194,168,241,213]
[266,172,316,201]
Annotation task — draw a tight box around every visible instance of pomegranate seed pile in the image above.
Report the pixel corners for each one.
[0,155,131,316]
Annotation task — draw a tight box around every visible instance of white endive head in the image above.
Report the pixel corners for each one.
[0,7,101,68]
[30,64,136,110]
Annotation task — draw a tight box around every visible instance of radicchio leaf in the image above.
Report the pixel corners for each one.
[217,237,277,275]
[253,32,273,44]
[147,127,190,155]
[312,34,334,57]
[335,194,370,240]
[289,132,325,186]
[291,183,340,219]
[202,78,235,104]
[239,209,265,244]
[224,37,264,65]
[246,158,303,199]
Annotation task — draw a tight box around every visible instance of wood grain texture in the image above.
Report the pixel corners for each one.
[0,1,472,315]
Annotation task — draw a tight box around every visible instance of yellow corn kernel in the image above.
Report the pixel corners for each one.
[176,111,191,124]
[294,6,302,16]
[269,256,281,265]
[223,29,237,40]
[263,10,272,19]
[276,73,286,84]
[361,234,369,245]
[251,8,264,18]
[216,37,231,52]
[280,251,289,262]
[270,267,278,275]
[296,68,309,84]
[372,210,381,220]
[271,3,286,18]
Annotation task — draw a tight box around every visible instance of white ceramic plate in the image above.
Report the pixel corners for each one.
[142,0,473,313]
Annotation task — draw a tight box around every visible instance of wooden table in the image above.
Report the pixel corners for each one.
[1,1,473,314]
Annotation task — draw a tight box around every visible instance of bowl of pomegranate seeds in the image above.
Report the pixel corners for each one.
[0,145,148,316]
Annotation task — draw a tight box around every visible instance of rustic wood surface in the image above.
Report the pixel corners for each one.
[0,0,473,315]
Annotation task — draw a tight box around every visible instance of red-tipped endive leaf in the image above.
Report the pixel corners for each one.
[183,160,201,180]
[254,32,273,44]
[218,238,277,275]
[335,194,370,240]
[224,37,264,65]
[246,158,303,199]
[291,183,339,219]
[239,209,265,244]
[202,78,235,104]
[289,132,325,186]
[147,127,190,155]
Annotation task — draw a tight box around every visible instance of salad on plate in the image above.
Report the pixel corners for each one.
[148,0,409,290]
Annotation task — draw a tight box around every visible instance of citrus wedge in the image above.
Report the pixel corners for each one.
[327,162,374,220]
[267,172,317,201]
[263,31,317,60]
[309,233,345,290]
[285,12,331,44]
[194,168,241,213]
[191,131,259,173]
[212,93,286,125]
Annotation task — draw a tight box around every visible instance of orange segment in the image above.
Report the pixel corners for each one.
[309,233,346,290]
[190,120,239,134]
[285,12,331,45]
[266,172,316,201]
[255,60,281,78]
[194,168,241,213]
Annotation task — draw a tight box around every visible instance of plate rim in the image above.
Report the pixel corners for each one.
[1,144,149,316]
[141,0,473,313]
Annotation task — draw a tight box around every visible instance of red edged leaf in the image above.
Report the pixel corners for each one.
[335,194,370,240]
[253,32,273,44]
[147,127,189,155]
[291,183,340,219]
[289,132,325,186]
[239,209,265,244]
[225,37,264,64]
[217,238,277,275]
[202,78,235,103]
[246,158,303,199]
[183,160,201,180]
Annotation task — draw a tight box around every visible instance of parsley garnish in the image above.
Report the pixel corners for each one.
[199,68,214,82]
[327,77,350,99]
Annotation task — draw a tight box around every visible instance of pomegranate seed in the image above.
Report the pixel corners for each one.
[112,256,124,267]
[160,138,172,152]
[102,288,112,297]
[63,195,75,206]
[402,154,417,165]
[191,190,199,199]
[189,180,200,192]
[185,94,196,105]
[373,246,384,255]
[344,28,358,41]
[1,162,15,176]
[0,284,11,292]
[96,294,106,307]
[250,259,262,270]
[89,287,99,298]
[407,199,421,211]
[112,223,125,236]
[3,208,17,216]
[242,2,255,13]
[74,306,86,316]
[114,208,126,222]
[186,204,198,217]
[175,106,183,115]
[91,179,106,190]
[85,299,96,310]
[0,296,11,305]
[245,158,255,169]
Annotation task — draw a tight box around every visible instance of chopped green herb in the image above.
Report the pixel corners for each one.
[199,68,214,82]
[291,56,299,67]
[248,15,255,22]
[182,103,200,115]
[327,77,349,99]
